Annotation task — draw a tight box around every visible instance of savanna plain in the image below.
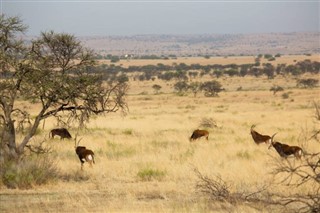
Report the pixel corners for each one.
[1,56,320,213]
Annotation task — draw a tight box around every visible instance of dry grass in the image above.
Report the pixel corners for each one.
[1,58,319,212]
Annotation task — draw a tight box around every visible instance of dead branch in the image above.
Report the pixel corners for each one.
[194,167,231,202]
[193,167,275,206]
[25,138,52,155]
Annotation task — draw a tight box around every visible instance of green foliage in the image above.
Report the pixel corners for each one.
[117,73,129,83]
[110,56,120,63]
[200,80,224,97]
[137,167,166,181]
[213,69,224,78]
[152,84,162,94]
[174,81,189,95]
[0,15,129,158]
[224,69,239,77]
[264,54,273,59]
[297,78,319,88]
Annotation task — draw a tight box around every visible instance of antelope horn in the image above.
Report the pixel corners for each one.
[269,133,277,149]
[74,133,82,148]
[77,138,83,146]
[271,133,277,141]
[74,135,77,148]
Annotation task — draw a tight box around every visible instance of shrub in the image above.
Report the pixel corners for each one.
[200,80,224,97]
[282,93,289,99]
[0,155,59,189]
[270,85,284,95]
[152,84,162,94]
[174,81,189,95]
[297,78,319,88]
[199,118,218,129]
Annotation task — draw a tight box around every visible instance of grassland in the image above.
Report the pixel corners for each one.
[0,56,319,213]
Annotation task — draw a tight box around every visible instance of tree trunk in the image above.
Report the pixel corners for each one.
[1,119,18,160]
[17,111,44,154]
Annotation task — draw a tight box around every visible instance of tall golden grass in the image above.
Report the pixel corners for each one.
[1,59,319,212]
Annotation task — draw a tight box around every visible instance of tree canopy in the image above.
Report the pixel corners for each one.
[0,15,128,159]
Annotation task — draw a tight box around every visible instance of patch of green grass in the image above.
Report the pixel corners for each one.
[137,168,166,181]
[236,150,251,160]
[122,129,133,135]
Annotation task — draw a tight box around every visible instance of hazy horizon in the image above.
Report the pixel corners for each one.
[1,1,319,37]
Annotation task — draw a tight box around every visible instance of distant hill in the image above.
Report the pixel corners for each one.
[79,32,320,57]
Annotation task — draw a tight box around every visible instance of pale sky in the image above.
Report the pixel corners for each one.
[1,0,319,36]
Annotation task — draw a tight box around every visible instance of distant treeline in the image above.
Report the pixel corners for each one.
[83,59,320,82]
[1,59,319,83]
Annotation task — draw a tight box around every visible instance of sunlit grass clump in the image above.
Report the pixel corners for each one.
[137,167,167,181]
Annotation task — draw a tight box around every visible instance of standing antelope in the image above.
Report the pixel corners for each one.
[250,125,271,145]
[190,129,209,141]
[74,138,95,170]
[269,133,303,159]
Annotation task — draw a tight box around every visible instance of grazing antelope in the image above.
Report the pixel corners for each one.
[190,129,209,141]
[74,138,95,170]
[250,125,271,145]
[50,128,72,140]
[268,133,303,159]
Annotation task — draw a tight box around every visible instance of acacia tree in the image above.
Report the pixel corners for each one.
[200,80,224,97]
[0,15,128,160]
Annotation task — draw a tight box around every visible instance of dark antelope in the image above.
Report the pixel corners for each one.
[190,129,209,141]
[269,133,303,159]
[50,128,72,140]
[74,138,95,170]
[250,125,271,145]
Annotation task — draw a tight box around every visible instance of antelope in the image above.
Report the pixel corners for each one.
[50,128,72,140]
[190,129,209,141]
[250,125,271,145]
[74,138,95,170]
[268,133,303,159]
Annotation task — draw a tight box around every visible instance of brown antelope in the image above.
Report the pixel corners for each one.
[269,133,303,159]
[50,128,72,140]
[74,138,95,170]
[250,125,271,145]
[190,129,209,141]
